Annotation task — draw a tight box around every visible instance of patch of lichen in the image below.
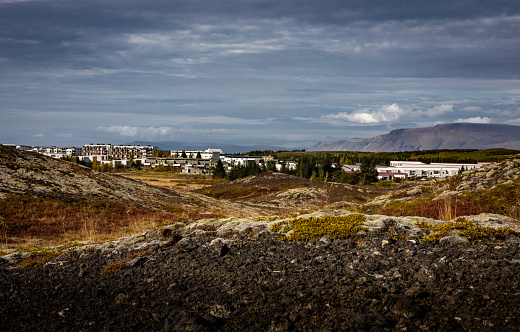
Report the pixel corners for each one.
[272,214,366,241]
[416,218,518,242]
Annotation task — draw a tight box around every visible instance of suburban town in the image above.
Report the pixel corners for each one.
[7,143,489,180]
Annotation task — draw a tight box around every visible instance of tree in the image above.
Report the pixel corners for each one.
[280,161,289,174]
[196,151,202,159]
[359,157,378,184]
[266,160,277,172]
[213,160,226,179]
[92,157,100,171]
[181,150,187,158]
[128,155,134,168]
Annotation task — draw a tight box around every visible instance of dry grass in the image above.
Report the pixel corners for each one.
[122,171,226,191]
[439,195,457,221]
[0,194,199,252]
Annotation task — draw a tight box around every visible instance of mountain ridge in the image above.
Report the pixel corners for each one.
[311,123,520,152]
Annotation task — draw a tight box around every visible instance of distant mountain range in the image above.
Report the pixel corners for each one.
[125,141,290,154]
[310,123,520,152]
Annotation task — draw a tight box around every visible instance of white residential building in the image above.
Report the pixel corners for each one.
[30,146,82,159]
[170,149,222,161]
[275,161,298,171]
[338,160,489,179]
[377,161,488,179]
[222,155,262,168]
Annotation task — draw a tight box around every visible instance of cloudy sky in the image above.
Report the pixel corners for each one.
[1,0,520,149]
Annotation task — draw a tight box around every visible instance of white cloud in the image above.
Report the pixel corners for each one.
[455,117,492,124]
[323,103,454,125]
[56,133,72,138]
[32,133,44,137]
[96,126,175,140]
[324,103,405,124]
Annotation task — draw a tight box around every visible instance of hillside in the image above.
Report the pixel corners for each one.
[311,123,520,152]
[0,145,266,247]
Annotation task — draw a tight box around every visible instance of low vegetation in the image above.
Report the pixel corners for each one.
[271,214,367,241]
[0,194,192,250]
[416,218,518,242]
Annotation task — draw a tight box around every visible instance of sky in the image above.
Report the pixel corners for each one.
[1,0,520,149]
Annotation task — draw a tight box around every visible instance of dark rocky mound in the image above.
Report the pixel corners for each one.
[2,231,520,331]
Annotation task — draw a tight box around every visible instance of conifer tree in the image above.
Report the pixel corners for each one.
[213,159,226,179]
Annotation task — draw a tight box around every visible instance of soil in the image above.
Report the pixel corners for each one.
[2,231,520,331]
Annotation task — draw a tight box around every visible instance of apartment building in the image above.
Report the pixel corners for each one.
[82,144,112,157]
[81,144,156,162]
[112,145,156,160]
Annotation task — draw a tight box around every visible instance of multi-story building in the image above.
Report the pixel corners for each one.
[112,145,156,160]
[81,144,112,162]
[82,144,112,157]
[80,144,156,163]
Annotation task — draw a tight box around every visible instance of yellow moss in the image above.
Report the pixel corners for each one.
[386,231,408,241]
[277,214,366,242]
[416,217,518,242]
